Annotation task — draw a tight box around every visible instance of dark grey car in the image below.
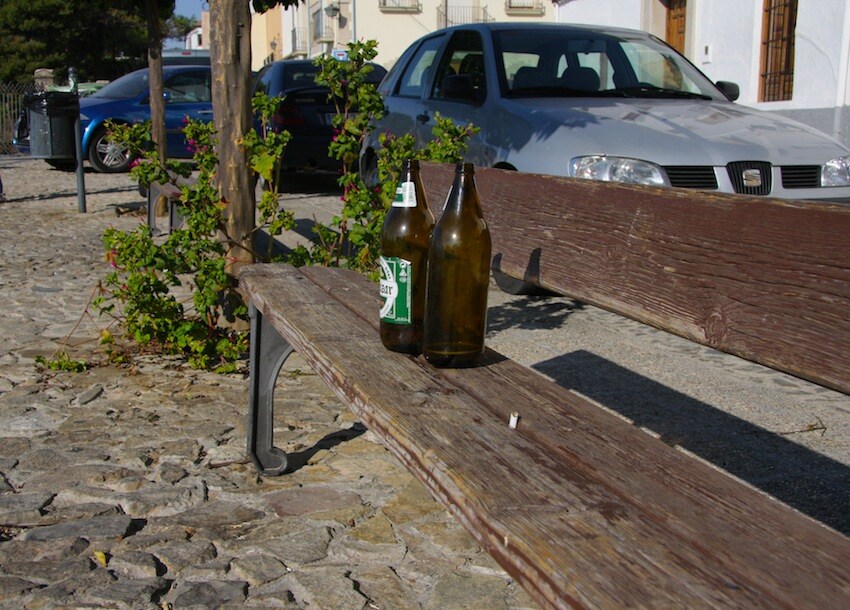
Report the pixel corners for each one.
[253,58,386,173]
[362,22,850,201]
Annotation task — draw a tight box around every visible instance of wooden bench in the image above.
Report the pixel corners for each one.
[145,177,189,236]
[240,164,850,609]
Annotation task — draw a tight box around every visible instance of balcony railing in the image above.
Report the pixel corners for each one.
[437,5,495,28]
[505,0,545,15]
[379,0,422,12]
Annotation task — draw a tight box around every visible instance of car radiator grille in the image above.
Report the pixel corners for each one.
[781,165,820,188]
[663,166,718,189]
[664,163,822,193]
[726,161,772,195]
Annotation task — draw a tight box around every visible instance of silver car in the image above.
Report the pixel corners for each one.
[362,22,850,202]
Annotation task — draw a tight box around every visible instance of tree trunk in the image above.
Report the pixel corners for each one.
[145,0,167,162]
[210,0,256,276]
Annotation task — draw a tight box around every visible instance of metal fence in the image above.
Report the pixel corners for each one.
[0,82,34,155]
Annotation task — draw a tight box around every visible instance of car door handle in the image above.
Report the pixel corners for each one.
[416,112,430,124]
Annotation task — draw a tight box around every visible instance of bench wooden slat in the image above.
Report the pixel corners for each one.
[298,262,850,606]
[241,264,850,610]
[419,163,850,394]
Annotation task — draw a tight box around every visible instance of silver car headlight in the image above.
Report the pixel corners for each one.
[822,155,850,187]
[569,155,670,187]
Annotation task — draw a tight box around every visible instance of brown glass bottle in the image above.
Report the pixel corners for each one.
[379,159,435,354]
[424,162,491,367]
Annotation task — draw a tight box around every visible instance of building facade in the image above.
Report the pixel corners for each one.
[554,0,850,147]
[198,1,850,148]
[251,0,556,71]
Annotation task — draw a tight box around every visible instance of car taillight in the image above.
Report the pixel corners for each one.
[273,103,305,128]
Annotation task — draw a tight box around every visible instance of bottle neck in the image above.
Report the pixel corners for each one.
[404,159,420,181]
[443,163,476,213]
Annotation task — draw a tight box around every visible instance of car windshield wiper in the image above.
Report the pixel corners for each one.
[507,86,626,98]
[615,86,713,100]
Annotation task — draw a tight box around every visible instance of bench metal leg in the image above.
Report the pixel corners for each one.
[168,199,185,233]
[247,303,294,476]
[147,190,161,236]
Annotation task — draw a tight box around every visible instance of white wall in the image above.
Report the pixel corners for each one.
[688,1,760,103]
[555,0,643,29]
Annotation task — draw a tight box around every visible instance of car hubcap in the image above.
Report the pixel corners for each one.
[96,138,130,168]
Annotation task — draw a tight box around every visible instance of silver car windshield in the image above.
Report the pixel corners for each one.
[496,30,724,101]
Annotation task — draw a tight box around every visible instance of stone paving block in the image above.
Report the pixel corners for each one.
[158,462,189,484]
[156,499,266,533]
[286,566,368,610]
[150,540,218,574]
[21,514,134,542]
[0,537,89,564]
[424,571,513,610]
[0,576,43,601]
[0,491,53,525]
[266,485,363,518]
[2,557,95,586]
[349,565,420,610]
[79,577,170,610]
[168,579,248,609]
[108,550,164,580]
[38,501,122,525]
[246,576,302,608]
[256,525,333,568]
[174,558,232,583]
[229,553,289,586]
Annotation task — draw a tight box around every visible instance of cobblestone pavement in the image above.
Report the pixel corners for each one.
[1,157,849,609]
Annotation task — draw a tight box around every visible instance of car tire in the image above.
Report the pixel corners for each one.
[46,159,77,172]
[88,126,133,173]
[359,148,379,189]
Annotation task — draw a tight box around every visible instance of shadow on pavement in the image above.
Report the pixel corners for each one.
[487,296,584,333]
[285,423,368,473]
[277,171,342,195]
[534,350,850,536]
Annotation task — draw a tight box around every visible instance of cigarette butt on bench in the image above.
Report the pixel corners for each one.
[509,412,519,429]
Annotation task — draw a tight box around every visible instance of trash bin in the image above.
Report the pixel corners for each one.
[25,91,79,159]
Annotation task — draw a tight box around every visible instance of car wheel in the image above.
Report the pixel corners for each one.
[88,126,133,173]
[46,159,77,172]
[359,148,379,189]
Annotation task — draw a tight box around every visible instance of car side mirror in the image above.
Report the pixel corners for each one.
[162,91,172,103]
[715,81,739,102]
[441,74,478,104]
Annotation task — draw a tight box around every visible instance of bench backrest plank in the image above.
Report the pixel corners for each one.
[242,264,850,610]
[419,163,850,394]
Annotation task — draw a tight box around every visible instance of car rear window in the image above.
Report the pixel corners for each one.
[91,70,150,99]
[283,66,321,90]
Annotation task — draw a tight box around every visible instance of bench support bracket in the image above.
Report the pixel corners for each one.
[247,303,293,475]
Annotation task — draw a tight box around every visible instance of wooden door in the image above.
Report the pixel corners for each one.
[666,0,687,54]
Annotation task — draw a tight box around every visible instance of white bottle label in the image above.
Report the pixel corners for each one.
[392,181,417,208]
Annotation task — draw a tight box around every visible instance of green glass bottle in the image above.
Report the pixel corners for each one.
[379,159,435,354]
[424,162,491,367]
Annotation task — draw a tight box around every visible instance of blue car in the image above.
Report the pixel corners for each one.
[79,65,213,172]
[14,65,213,172]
